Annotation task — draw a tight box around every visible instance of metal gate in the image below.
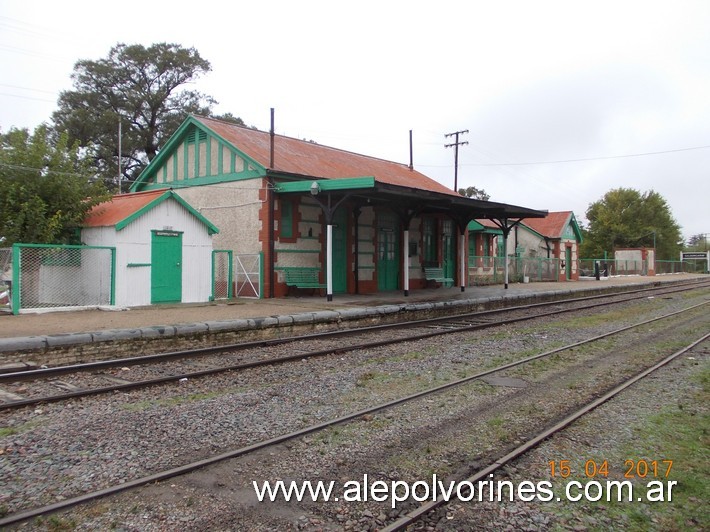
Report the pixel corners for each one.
[235,253,262,298]
[212,250,233,300]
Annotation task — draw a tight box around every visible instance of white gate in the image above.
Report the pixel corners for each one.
[235,253,262,298]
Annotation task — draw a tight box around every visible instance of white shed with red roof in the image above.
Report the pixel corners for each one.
[82,189,218,307]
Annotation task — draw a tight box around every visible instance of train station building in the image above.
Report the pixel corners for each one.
[125,114,547,302]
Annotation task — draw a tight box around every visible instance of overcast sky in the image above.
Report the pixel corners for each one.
[1,0,708,243]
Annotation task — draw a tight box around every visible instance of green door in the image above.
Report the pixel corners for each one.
[151,230,183,303]
[565,247,572,280]
[331,210,347,293]
[442,219,455,287]
[377,213,399,291]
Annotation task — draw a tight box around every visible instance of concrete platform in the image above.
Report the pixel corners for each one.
[0,274,703,358]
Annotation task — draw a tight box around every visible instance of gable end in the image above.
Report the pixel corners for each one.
[132,118,266,192]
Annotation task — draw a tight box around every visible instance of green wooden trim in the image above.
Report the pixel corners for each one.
[13,243,114,250]
[185,137,190,181]
[127,263,151,267]
[136,170,263,191]
[130,116,267,192]
[274,248,320,254]
[568,213,583,242]
[274,266,322,271]
[518,223,546,240]
[467,220,503,235]
[205,134,212,176]
[115,190,219,235]
[275,176,375,193]
[281,200,293,238]
[196,133,201,175]
[218,144,224,175]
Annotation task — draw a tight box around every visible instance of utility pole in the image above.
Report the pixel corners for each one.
[445,129,468,192]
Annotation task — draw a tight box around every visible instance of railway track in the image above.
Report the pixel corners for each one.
[1,295,707,528]
[382,331,710,531]
[1,279,708,410]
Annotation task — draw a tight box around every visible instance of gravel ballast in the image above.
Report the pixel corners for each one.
[0,288,708,530]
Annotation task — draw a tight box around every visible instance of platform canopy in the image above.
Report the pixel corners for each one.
[274,175,547,228]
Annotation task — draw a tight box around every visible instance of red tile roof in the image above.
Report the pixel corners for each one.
[523,211,573,238]
[83,189,168,228]
[193,115,459,197]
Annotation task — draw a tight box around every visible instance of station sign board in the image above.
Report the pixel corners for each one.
[681,251,709,260]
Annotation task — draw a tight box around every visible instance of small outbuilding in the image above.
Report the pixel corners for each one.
[82,189,219,307]
[512,211,583,281]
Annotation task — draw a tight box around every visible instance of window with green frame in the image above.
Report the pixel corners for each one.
[280,200,294,238]
[423,218,437,265]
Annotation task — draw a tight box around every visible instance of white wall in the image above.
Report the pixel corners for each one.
[82,198,214,307]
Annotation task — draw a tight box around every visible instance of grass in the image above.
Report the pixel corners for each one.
[486,415,511,443]
[547,365,709,530]
[0,426,18,437]
[0,419,42,439]
[32,515,77,531]
[121,389,232,412]
[609,367,709,530]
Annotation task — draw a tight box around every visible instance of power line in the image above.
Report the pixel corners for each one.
[0,83,57,95]
[0,92,56,103]
[464,144,710,166]
[0,161,92,179]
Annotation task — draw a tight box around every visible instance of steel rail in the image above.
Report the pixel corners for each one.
[2,278,707,383]
[4,278,708,383]
[1,301,707,528]
[381,330,710,531]
[1,282,708,410]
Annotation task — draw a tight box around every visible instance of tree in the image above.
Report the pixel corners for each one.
[0,125,108,246]
[687,233,709,250]
[458,186,490,201]
[580,188,682,260]
[52,42,244,189]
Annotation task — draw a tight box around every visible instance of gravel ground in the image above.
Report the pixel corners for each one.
[1,288,708,530]
[427,342,708,531]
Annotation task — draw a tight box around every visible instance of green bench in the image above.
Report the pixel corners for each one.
[424,267,453,286]
[284,268,326,291]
